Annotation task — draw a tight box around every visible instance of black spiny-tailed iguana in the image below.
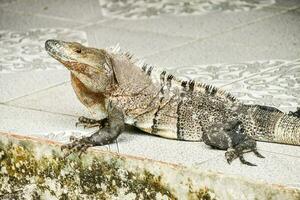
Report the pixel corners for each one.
[45,40,300,166]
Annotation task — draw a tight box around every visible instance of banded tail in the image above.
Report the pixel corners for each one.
[249,106,300,145]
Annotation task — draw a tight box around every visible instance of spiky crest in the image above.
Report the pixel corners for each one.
[142,64,147,72]
[181,81,187,87]
[188,80,195,92]
[124,51,133,59]
[146,66,154,76]
[160,70,166,80]
[107,44,236,103]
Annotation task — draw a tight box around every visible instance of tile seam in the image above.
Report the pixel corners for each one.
[0,103,79,118]
[4,81,70,104]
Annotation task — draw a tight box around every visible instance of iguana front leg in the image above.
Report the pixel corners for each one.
[75,116,108,129]
[61,101,125,157]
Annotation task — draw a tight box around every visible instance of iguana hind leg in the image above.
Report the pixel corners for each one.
[225,137,264,166]
[75,116,108,129]
[62,101,124,157]
[203,119,264,166]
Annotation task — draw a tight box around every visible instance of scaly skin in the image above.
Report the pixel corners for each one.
[45,40,300,166]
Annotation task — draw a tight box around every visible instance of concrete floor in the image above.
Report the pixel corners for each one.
[0,0,300,188]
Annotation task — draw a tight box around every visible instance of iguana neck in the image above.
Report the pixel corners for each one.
[70,73,107,119]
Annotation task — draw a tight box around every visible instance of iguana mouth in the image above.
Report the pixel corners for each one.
[45,39,105,73]
[45,39,75,62]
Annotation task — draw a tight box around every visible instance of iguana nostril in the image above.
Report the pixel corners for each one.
[75,49,81,53]
[45,39,59,48]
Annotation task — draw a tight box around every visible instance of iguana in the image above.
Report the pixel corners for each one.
[45,40,300,166]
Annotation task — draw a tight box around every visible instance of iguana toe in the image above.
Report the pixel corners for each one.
[253,149,265,158]
[75,116,108,129]
[225,149,237,164]
[239,155,257,166]
[225,148,258,166]
[61,136,93,158]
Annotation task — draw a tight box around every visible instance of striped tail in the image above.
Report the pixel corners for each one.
[249,106,300,145]
[274,114,300,145]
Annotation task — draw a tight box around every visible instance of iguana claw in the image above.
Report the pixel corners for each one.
[61,136,93,158]
[239,156,257,166]
[225,148,259,166]
[253,149,265,158]
[62,117,110,157]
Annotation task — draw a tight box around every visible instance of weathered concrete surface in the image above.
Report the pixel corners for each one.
[0,131,299,200]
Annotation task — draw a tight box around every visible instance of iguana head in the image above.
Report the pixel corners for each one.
[45,39,115,93]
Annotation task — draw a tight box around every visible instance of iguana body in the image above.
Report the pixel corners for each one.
[45,40,300,165]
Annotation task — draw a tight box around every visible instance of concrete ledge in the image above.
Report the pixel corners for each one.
[0,131,299,200]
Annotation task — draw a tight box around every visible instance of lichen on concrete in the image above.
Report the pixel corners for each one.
[188,185,217,200]
[0,140,176,199]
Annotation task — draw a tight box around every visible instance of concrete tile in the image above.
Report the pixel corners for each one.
[196,151,300,187]
[0,8,82,30]
[99,0,277,20]
[1,0,104,23]
[84,26,193,57]
[272,0,300,9]
[222,59,300,108]
[101,6,283,38]
[0,104,77,134]
[278,106,300,113]
[7,82,90,118]
[144,38,294,70]
[143,9,300,68]
[0,69,69,103]
[211,8,300,54]
[0,0,17,7]
[113,130,223,166]
[164,60,286,87]
[257,141,300,158]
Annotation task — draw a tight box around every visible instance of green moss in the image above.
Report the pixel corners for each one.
[0,141,176,199]
[124,170,177,200]
[188,185,217,200]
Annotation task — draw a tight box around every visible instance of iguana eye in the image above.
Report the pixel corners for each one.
[75,49,82,53]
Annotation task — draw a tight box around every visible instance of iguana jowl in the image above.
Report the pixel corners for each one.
[45,40,300,166]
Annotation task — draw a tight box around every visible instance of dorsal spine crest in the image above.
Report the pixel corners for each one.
[146,66,154,76]
[160,71,166,81]
[181,81,187,88]
[124,51,133,60]
[188,80,195,92]
[142,64,147,72]
[166,74,173,89]
[111,46,237,103]
[160,71,167,94]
